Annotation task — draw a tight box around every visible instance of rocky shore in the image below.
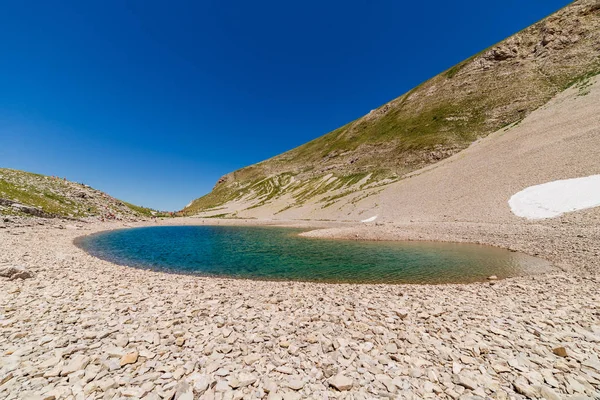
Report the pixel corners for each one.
[1,217,599,400]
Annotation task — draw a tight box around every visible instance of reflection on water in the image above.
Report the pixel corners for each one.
[76,225,551,284]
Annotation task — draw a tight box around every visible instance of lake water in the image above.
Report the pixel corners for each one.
[75,225,551,284]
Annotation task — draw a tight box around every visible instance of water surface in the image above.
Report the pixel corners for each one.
[76,225,551,284]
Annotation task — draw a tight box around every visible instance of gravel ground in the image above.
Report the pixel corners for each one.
[1,217,599,400]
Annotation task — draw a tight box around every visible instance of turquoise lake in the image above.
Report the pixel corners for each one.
[75,225,551,284]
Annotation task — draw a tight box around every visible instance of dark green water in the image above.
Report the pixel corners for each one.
[75,225,551,284]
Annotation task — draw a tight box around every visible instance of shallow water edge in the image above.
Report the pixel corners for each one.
[74,224,553,285]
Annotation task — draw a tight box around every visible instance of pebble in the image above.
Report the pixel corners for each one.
[553,346,568,357]
[120,351,139,367]
[329,374,353,391]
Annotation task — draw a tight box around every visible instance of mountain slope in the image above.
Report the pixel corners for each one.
[183,0,600,218]
[314,72,600,224]
[0,168,163,220]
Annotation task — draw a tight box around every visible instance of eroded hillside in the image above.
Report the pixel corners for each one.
[184,0,600,218]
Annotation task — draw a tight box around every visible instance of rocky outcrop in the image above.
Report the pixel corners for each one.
[0,168,163,220]
[0,199,53,218]
[0,265,34,280]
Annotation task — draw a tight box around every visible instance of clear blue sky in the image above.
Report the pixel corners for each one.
[0,0,571,211]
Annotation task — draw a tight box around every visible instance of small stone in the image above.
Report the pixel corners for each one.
[263,378,278,393]
[191,374,210,394]
[582,359,600,372]
[139,349,155,359]
[406,334,419,344]
[385,343,398,353]
[423,381,434,393]
[329,374,353,391]
[287,378,304,391]
[452,362,463,375]
[43,363,63,378]
[376,374,396,392]
[97,378,117,391]
[243,353,261,365]
[38,335,54,345]
[215,380,229,392]
[514,382,539,398]
[306,334,318,344]
[122,387,145,397]
[492,363,512,373]
[566,377,586,393]
[115,334,129,347]
[83,331,97,339]
[230,373,256,388]
[0,372,13,385]
[175,337,185,346]
[60,355,90,376]
[120,351,139,367]
[175,382,193,400]
[539,386,561,400]
[457,374,478,390]
[487,275,498,280]
[552,347,568,357]
[275,366,295,375]
[173,367,185,380]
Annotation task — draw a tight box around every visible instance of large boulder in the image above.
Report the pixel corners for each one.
[11,203,47,217]
[0,265,34,280]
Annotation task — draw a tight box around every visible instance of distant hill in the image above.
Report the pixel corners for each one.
[0,168,164,220]
[183,0,600,219]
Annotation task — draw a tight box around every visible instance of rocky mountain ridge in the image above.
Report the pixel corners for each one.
[0,168,163,221]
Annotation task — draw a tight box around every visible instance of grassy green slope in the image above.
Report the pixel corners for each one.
[184,0,600,216]
[0,168,164,219]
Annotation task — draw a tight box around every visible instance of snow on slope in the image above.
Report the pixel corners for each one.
[361,215,378,223]
[509,175,600,219]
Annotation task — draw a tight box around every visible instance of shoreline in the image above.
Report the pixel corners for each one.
[1,217,599,399]
[72,220,555,286]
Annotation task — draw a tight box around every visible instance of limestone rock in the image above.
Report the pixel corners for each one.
[0,265,34,280]
[539,386,561,400]
[553,347,568,357]
[175,382,194,400]
[120,351,139,367]
[514,382,539,398]
[329,374,353,391]
[287,377,304,391]
[230,373,256,388]
[60,355,90,376]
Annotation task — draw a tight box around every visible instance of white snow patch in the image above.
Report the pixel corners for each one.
[361,215,378,223]
[509,175,600,219]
